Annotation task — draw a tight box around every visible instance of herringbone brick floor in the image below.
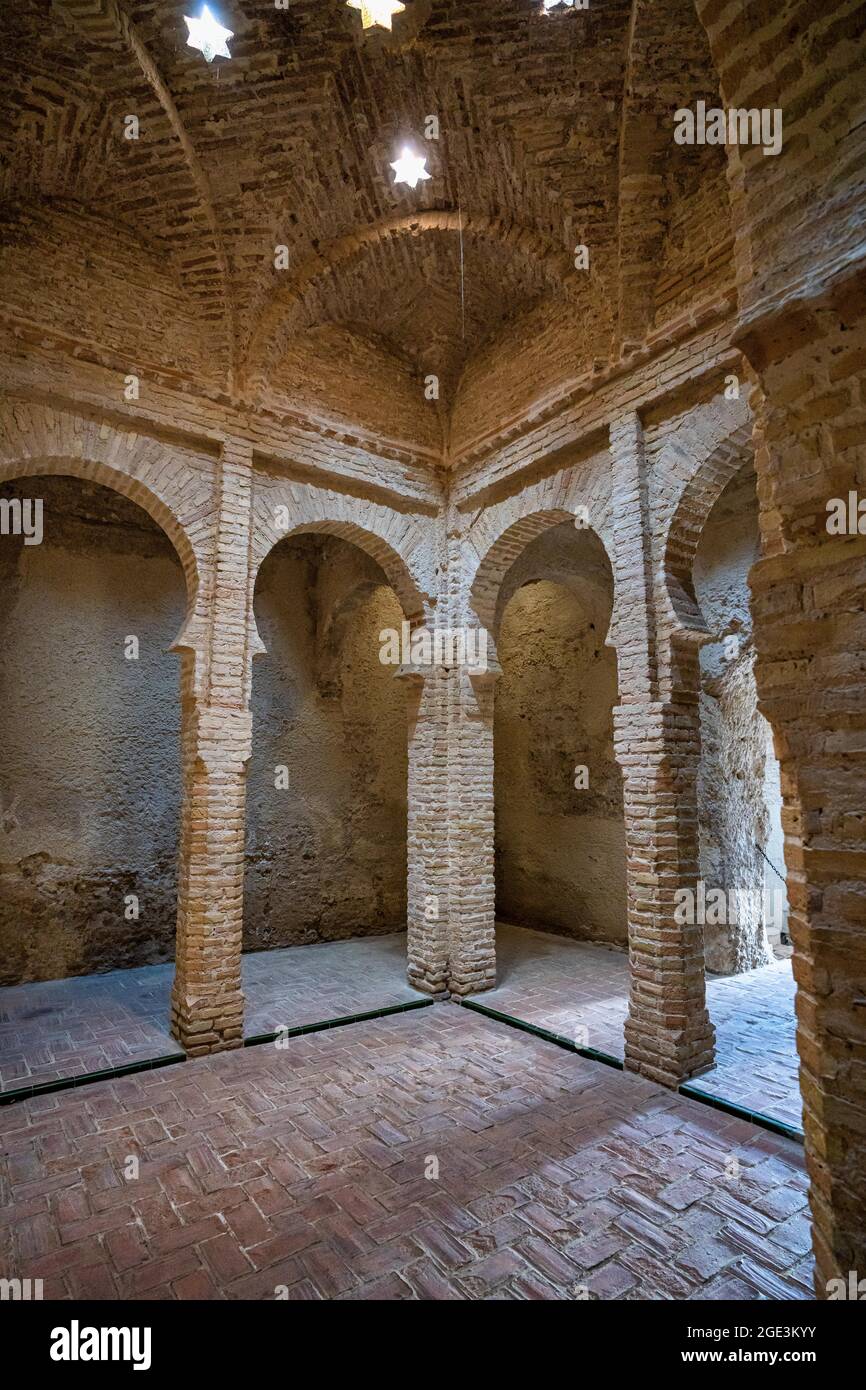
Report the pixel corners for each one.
[0,965,183,1094]
[484,924,800,1130]
[0,934,421,1094]
[242,933,424,1037]
[689,961,800,1130]
[0,929,801,1135]
[0,1005,813,1301]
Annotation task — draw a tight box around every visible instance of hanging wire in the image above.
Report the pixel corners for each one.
[756,841,786,885]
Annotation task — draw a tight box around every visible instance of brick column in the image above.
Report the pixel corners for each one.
[610,413,715,1085]
[401,659,497,997]
[402,663,450,996]
[446,659,498,994]
[170,439,256,1054]
[614,702,715,1085]
[738,292,866,1293]
[402,511,498,998]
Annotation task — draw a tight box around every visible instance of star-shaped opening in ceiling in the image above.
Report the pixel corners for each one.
[391,148,431,190]
[347,1,406,32]
[184,5,234,62]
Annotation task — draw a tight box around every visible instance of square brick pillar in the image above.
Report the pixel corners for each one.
[171,439,256,1054]
[614,702,715,1086]
[401,663,450,996]
[610,413,715,1085]
[446,662,498,995]
[400,653,498,998]
[738,290,866,1293]
[400,503,499,998]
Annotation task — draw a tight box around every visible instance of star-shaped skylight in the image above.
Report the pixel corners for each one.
[348,1,406,32]
[184,5,234,62]
[390,148,431,190]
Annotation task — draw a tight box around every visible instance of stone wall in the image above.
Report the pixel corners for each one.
[245,534,407,950]
[0,476,185,984]
[493,523,625,944]
[693,464,779,974]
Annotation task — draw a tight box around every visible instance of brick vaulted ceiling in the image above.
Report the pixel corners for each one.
[0,0,730,457]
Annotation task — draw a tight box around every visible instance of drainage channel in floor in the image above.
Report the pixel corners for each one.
[456,997,803,1144]
[242,996,435,1047]
[0,1051,186,1107]
[0,997,436,1106]
[0,995,802,1144]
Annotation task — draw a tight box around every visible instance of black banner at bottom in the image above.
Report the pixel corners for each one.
[4,1295,860,1377]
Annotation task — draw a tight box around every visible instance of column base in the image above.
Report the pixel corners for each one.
[624,1013,716,1089]
[170,986,245,1056]
[447,965,497,997]
[407,963,449,997]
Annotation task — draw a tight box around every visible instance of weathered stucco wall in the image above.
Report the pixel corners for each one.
[693,464,784,974]
[0,476,185,984]
[493,523,626,945]
[245,534,407,950]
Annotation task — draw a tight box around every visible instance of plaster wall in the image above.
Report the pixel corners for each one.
[0,476,185,984]
[493,523,626,945]
[245,534,408,950]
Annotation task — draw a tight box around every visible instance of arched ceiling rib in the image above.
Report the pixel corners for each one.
[617,0,730,348]
[52,0,238,389]
[1,0,734,450]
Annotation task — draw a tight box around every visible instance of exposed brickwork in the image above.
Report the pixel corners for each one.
[689,0,866,1289]
[742,297,866,1294]
[0,1007,813,1302]
[171,440,256,1055]
[1,0,864,1299]
[608,414,714,1084]
[695,0,866,330]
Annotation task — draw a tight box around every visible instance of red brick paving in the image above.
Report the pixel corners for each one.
[0,1004,813,1300]
[0,934,424,1094]
[482,923,801,1131]
[1,929,801,1142]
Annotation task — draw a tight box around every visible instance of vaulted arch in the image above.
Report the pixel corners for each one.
[251,485,431,626]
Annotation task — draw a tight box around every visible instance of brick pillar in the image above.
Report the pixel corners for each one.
[610,413,715,1085]
[401,510,498,998]
[614,702,715,1085]
[401,659,497,997]
[446,658,498,995]
[738,290,866,1293]
[170,438,256,1054]
[402,663,450,996]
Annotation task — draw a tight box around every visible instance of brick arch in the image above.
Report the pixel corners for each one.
[242,210,574,395]
[250,491,430,626]
[660,416,754,641]
[0,454,198,606]
[0,402,212,659]
[470,509,583,636]
[467,473,615,641]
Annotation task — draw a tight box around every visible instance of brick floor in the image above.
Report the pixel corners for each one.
[241,933,425,1037]
[482,923,631,1055]
[686,961,800,1131]
[479,924,801,1131]
[0,965,182,1094]
[0,934,423,1094]
[0,1004,813,1300]
[0,928,800,1135]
